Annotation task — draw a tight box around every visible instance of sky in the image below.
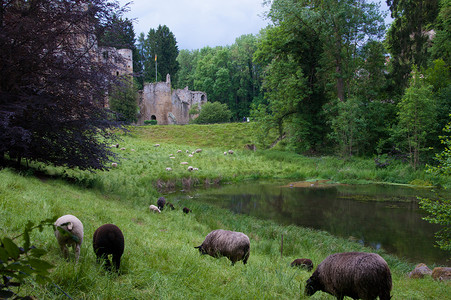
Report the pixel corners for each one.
[118,0,393,51]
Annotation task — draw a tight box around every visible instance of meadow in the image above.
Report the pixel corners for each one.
[1,123,450,299]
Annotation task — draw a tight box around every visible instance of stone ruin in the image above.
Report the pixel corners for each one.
[137,74,207,125]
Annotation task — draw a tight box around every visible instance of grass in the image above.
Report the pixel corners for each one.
[1,123,450,299]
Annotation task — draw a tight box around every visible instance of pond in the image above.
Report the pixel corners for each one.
[174,181,450,265]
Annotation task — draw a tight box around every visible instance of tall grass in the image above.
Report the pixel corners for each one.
[1,124,450,299]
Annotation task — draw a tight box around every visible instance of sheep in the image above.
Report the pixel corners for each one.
[188,154,193,157]
[93,224,125,272]
[195,149,202,153]
[154,144,160,147]
[54,215,84,263]
[120,147,126,150]
[167,202,175,210]
[193,167,199,171]
[177,150,182,153]
[305,252,392,300]
[224,152,227,155]
[180,162,189,165]
[183,207,192,214]
[149,204,161,213]
[187,166,194,171]
[291,258,313,271]
[195,229,250,266]
[157,197,166,210]
[166,167,172,171]
[228,150,234,154]
[111,162,118,167]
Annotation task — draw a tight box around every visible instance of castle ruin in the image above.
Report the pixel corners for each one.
[137,74,207,125]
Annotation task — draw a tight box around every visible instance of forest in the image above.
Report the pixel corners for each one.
[101,0,450,169]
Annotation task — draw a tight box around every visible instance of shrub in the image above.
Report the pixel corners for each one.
[191,102,232,124]
[144,120,158,125]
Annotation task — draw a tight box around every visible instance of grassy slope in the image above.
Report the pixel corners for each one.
[1,123,450,299]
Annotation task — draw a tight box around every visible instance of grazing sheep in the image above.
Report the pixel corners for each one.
[180,162,188,165]
[193,167,199,171]
[186,150,189,153]
[305,252,392,300]
[93,224,125,272]
[157,197,166,210]
[224,152,227,155]
[291,258,313,271]
[131,149,135,151]
[183,207,192,214]
[188,154,193,157]
[188,166,194,171]
[167,202,175,210]
[177,150,182,153]
[120,147,126,150]
[228,150,234,154]
[111,162,118,167]
[195,149,202,153]
[54,215,84,263]
[154,144,160,147]
[111,143,119,148]
[166,167,172,171]
[195,229,250,266]
[149,204,161,213]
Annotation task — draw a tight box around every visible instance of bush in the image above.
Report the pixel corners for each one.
[144,120,158,125]
[191,102,232,124]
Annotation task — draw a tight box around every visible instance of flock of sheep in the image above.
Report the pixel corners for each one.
[77,143,393,298]
[54,205,393,299]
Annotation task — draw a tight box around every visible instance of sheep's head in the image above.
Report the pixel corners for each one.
[304,276,320,296]
[194,245,207,255]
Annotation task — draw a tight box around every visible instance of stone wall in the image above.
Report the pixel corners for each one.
[137,75,207,125]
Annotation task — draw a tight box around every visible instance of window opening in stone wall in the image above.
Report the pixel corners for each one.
[151,115,157,120]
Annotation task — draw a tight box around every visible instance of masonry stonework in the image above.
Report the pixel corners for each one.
[137,75,207,125]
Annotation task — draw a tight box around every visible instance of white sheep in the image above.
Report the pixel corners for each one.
[195,149,202,153]
[224,152,227,155]
[228,150,234,154]
[149,204,161,213]
[177,150,182,153]
[193,167,199,171]
[180,162,188,165]
[54,215,84,263]
[166,167,172,171]
[111,162,118,167]
[188,154,193,157]
[188,166,194,171]
[154,144,160,147]
[120,147,126,150]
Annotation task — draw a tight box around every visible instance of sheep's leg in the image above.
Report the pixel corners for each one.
[74,244,80,263]
[112,254,121,271]
[60,244,69,260]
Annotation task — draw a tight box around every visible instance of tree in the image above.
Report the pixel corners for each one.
[109,79,138,124]
[191,102,232,124]
[137,25,179,83]
[386,0,440,94]
[419,116,451,252]
[0,0,125,170]
[395,67,436,169]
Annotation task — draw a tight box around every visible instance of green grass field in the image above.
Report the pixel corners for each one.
[1,124,449,299]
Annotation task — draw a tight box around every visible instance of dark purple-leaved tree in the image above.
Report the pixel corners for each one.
[0,0,128,170]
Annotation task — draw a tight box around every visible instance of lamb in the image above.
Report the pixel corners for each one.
[93,224,125,272]
[157,197,166,210]
[305,252,392,300]
[149,204,161,213]
[195,229,250,266]
[291,258,313,271]
[54,215,84,263]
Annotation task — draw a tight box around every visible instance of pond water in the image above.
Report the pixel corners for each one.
[176,181,450,265]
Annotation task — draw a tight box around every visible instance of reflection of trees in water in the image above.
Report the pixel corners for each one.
[197,182,449,265]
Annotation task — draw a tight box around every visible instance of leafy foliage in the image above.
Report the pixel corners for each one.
[419,116,451,252]
[0,0,125,170]
[0,217,57,299]
[190,102,232,124]
[109,79,138,124]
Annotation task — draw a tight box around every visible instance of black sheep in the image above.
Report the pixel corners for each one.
[93,224,124,272]
[183,207,192,214]
[157,197,166,210]
[305,252,392,300]
[291,258,313,271]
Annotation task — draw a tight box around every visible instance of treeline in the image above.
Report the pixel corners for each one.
[105,0,450,168]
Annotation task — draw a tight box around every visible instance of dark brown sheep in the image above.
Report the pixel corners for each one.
[183,207,191,214]
[305,252,392,300]
[291,258,313,271]
[93,224,124,272]
[157,197,166,210]
[167,202,175,210]
[195,229,250,266]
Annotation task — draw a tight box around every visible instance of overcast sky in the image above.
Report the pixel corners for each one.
[118,0,392,51]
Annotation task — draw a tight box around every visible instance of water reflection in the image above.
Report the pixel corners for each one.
[185,182,450,265]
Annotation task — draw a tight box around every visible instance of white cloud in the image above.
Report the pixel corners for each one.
[118,0,269,50]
